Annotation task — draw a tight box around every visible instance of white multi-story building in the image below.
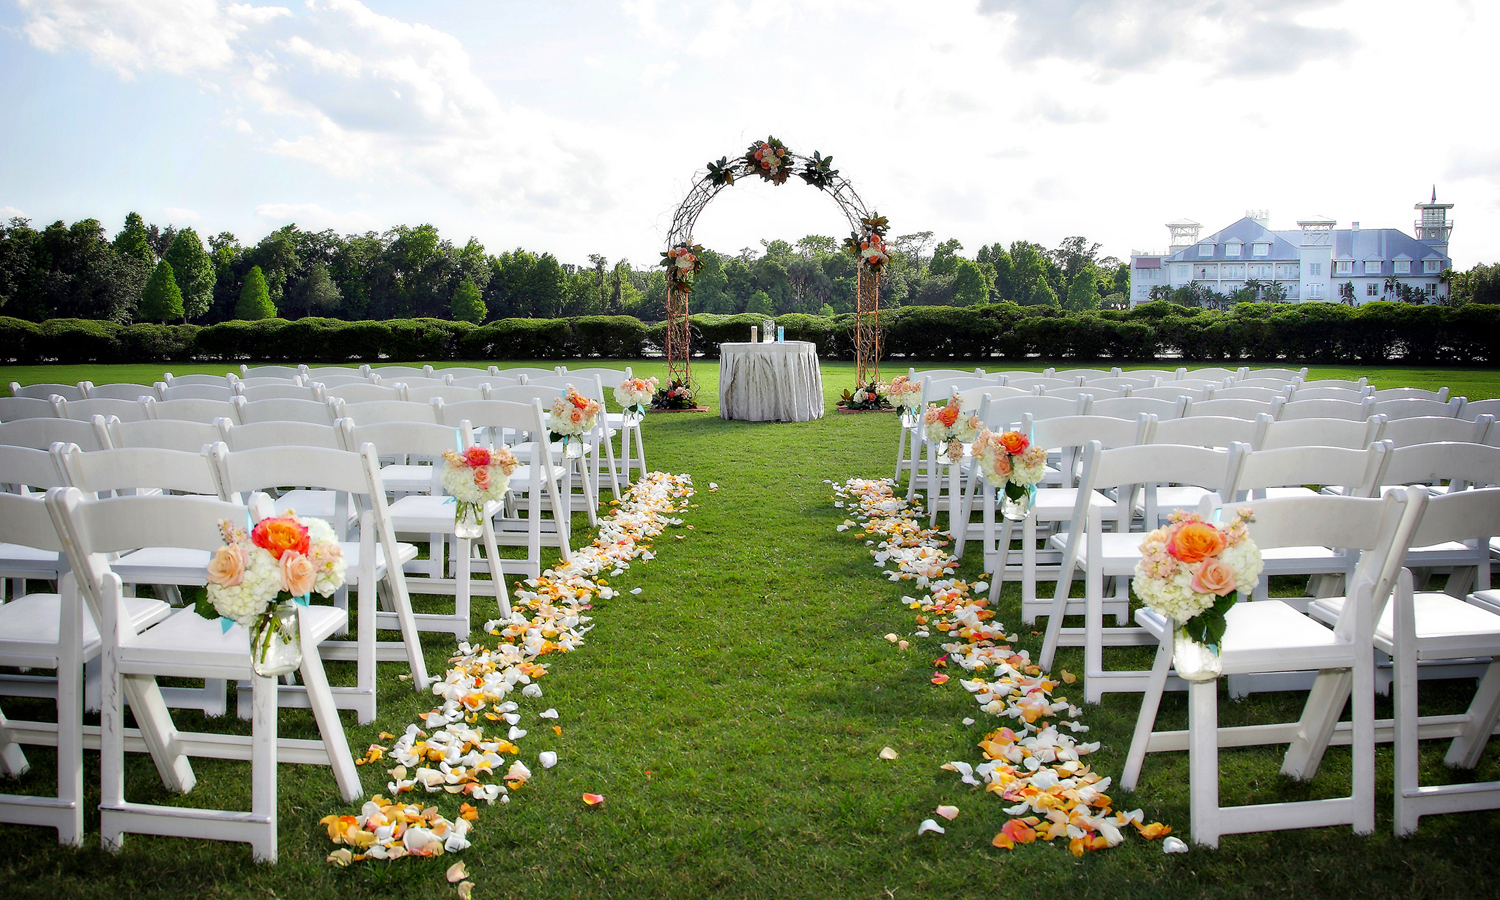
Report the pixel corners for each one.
[1129,192,1454,306]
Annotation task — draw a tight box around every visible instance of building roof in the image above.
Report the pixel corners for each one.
[1162,217,1301,262]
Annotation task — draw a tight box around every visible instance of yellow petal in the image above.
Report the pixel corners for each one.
[879,747,898,760]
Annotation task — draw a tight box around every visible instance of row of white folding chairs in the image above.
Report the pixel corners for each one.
[1118,485,1500,845]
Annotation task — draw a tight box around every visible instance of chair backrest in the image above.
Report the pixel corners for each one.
[1125,368,1188,381]
[1372,386,1448,403]
[1278,397,1373,422]
[1084,376,1157,390]
[218,420,343,451]
[1150,415,1264,450]
[1045,385,1122,402]
[1379,415,1491,449]
[1234,442,1389,498]
[950,385,1030,411]
[919,376,998,407]
[1461,398,1500,423]
[1005,376,1083,391]
[0,490,66,552]
[433,398,543,438]
[107,417,223,453]
[1382,442,1500,490]
[556,367,632,384]
[1052,368,1121,382]
[84,383,159,402]
[209,442,368,530]
[493,367,564,380]
[1299,377,1368,391]
[1132,385,1213,402]
[1189,396,1284,421]
[1371,398,1462,420]
[390,376,447,389]
[434,366,494,380]
[237,383,323,403]
[52,443,221,497]
[338,419,468,460]
[158,383,235,402]
[1212,385,1293,402]
[1074,441,1244,531]
[404,385,486,404]
[8,381,86,401]
[232,397,338,426]
[1257,415,1384,451]
[320,382,407,404]
[1086,395,1187,421]
[54,397,151,423]
[1200,488,1420,637]
[235,375,308,389]
[1030,414,1153,487]
[0,396,62,422]
[162,373,233,388]
[485,385,567,407]
[1182,367,1243,382]
[0,416,110,451]
[1289,386,1371,403]
[1399,487,1500,594]
[240,364,302,380]
[369,365,433,380]
[0,443,67,492]
[980,395,1084,431]
[144,397,242,425]
[334,399,439,426]
[448,375,520,391]
[305,373,371,389]
[1244,366,1308,382]
[910,367,986,381]
[1172,378,1232,391]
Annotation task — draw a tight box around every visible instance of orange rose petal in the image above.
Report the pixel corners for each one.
[931,672,949,685]
[582,793,605,806]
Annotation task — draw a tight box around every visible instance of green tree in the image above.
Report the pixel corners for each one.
[138,259,185,322]
[236,265,276,320]
[745,290,774,315]
[112,212,156,267]
[928,238,964,277]
[1063,266,1100,311]
[162,227,215,320]
[294,262,342,316]
[1031,279,1059,308]
[451,278,486,323]
[952,258,988,306]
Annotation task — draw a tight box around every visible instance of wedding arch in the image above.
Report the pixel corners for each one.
[658,136,890,397]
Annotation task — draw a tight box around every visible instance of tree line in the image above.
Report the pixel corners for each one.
[3,213,1494,326]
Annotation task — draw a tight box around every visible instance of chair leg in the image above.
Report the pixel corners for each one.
[1280,670,1353,780]
[55,597,84,845]
[1084,559,1105,704]
[121,673,196,793]
[1445,660,1500,769]
[0,707,29,776]
[482,515,511,618]
[249,673,278,863]
[297,619,362,803]
[1188,679,1221,848]
[1122,635,1174,791]
[632,423,647,480]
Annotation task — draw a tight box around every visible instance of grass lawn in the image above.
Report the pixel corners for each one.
[1,359,1498,900]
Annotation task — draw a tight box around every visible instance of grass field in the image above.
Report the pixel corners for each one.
[2,359,1498,900]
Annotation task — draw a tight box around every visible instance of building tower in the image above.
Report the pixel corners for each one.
[1166,218,1202,255]
[1297,215,1336,302]
[1414,186,1454,257]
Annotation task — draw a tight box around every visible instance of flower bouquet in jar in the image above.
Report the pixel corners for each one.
[441,444,518,539]
[1132,509,1263,681]
[886,375,924,426]
[205,512,347,676]
[970,428,1049,520]
[922,395,982,463]
[548,386,602,459]
[613,376,659,424]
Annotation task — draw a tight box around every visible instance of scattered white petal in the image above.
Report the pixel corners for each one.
[961,717,975,726]
[539,751,557,768]
[1163,836,1189,854]
[630,587,643,595]
[509,726,528,740]
[538,708,559,719]
[917,819,945,835]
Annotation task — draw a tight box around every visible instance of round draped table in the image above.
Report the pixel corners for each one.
[718,341,825,422]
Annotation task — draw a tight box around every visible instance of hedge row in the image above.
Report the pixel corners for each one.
[1,302,1495,365]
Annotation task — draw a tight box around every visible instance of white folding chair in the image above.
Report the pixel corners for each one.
[1086,395,1188,421]
[404,384,485,404]
[210,443,429,721]
[83,383,159,402]
[240,364,303,380]
[1044,385,1122,402]
[332,399,439,426]
[1243,366,1308,382]
[321,382,407,404]
[105,417,222,453]
[1460,399,1500,422]
[1038,442,1247,699]
[1288,386,1372,403]
[1188,397,1284,421]
[53,397,151,424]
[0,417,110,452]
[1124,368,1187,382]
[1301,377,1368,391]
[1380,416,1491,449]
[1120,489,1420,847]
[1132,385,1214,403]
[1211,385,1293,403]
[236,383,323,403]
[1372,398,1463,421]
[162,373,234,389]
[9,382,86,402]
[231,397,338,426]
[157,383,236,402]
[1051,368,1121,382]
[49,488,363,862]
[143,397,242,425]
[1258,415,1385,451]
[1372,386,1449,403]
[1279,398,1375,421]
[1151,415,1264,451]
[1182,367,1247,382]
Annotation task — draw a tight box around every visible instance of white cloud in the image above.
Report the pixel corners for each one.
[1,206,27,221]
[162,206,202,221]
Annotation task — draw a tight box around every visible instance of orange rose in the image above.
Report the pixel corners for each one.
[473,465,492,490]
[937,406,960,427]
[1190,558,1238,596]
[1166,521,1226,564]
[206,545,247,587]
[252,517,310,560]
[998,431,1029,455]
[279,550,316,596]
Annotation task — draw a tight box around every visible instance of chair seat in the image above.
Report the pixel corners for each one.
[1218,599,1347,670]
[339,540,418,584]
[377,464,433,494]
[1259,545,1347,571]
[119,605,347,672]
[1147,485,1216,512]
[0,543,63,575]
[1472,590,1500,615]
[1048,530,1147,570]
[387,495,504,534]
[1310,592,1500,659]
[1032,487,1115,516]
[0,592,171,665]
[273,489,356,526]
[110,547,214,585]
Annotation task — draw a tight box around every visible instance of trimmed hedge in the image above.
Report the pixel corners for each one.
[1,303,1497,365]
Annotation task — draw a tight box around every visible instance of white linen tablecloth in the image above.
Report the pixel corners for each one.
[718,341,824,422]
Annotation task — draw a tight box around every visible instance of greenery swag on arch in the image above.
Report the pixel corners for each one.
[657,136,890,404]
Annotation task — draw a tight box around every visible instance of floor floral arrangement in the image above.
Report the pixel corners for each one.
[829,477,1176,855]
[321,472,697,887]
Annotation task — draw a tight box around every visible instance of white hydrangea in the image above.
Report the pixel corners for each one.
[207,549,281,626]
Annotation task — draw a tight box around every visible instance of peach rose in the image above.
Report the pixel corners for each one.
[473,465,492,490]
[568,407,586,426]
[1166,521,1226,564]
[279,550,317,596]
[206,544,247,587]
[252,517,310,560]
[998,430,1029,455]
[1190,558,1238,597]
[991,454,1013,478]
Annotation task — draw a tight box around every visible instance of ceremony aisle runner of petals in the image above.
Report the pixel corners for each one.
[829,477,1173,855]
[322,472,696,869]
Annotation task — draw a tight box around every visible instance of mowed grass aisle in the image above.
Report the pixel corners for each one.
[2,360,1499,899]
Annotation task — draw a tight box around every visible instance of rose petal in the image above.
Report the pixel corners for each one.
[539,751,557,769]
[582,793,605,806]
[935,805,959,821]
[458,882,475,900]
[1163,836,1189,854]
[917,818,945,835]
[447,862,469,883]
[879,747,898,760]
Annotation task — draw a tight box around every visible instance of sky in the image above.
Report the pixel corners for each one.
[2,0,1497,270]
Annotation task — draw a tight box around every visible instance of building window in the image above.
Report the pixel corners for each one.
[1174,264,1190,281]
[1366,283,1379,296]
[1253,243,1270,257]
[1423,259,1440,273]
[1198,243,1213,256]
[1334,261,1350,275]
[1308,283,1323,298]
[1364,260,1382,275]
[1226,243,1241,257]
[1394,260,1411,274]
[1426,283,1436,295]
